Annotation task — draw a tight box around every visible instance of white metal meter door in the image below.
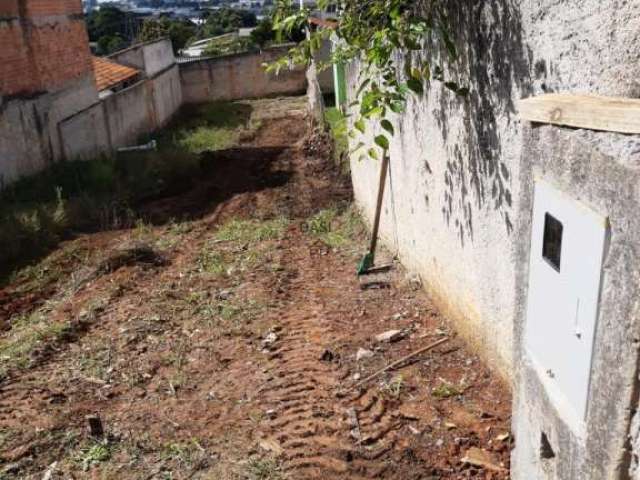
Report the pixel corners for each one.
[525,180,607,432]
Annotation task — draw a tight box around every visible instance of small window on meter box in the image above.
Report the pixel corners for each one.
[542,213,563,271]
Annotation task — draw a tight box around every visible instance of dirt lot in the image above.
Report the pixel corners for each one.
[0,97,511,479]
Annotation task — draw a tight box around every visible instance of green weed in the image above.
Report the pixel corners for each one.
[324,107,349,173]
[161,440,203,467]
[246,458,284,480]
[77,441,113,471]
[197,251,228,276]
[178,126,238,153]
[215,217,289,243]
[306,206,365,249]
[432,382,463,399]
[381,375,405,399]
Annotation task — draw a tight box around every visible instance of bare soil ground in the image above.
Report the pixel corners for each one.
[0,97,511,479]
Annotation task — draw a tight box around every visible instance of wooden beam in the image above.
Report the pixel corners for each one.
[517,94,640,134]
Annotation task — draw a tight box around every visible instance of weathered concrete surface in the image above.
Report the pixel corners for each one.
[313,39,334,94]
[179,46,307,103]
[346,3,640,477]
[0,75,99,184]
[151,64,183,129]
[58,63,182,156]
[58,101,110,161]
[512,126,640,480]
[103,80,155,148]
[110,38,175,78]
[347,0,640,379]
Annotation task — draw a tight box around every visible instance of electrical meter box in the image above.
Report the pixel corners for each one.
[525,180,608,433]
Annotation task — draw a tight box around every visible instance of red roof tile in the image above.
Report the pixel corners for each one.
[92,56,140,91]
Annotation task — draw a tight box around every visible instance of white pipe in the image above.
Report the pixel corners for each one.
[117,139,157,153]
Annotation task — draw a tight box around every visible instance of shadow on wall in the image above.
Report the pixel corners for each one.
[406,0,532,247]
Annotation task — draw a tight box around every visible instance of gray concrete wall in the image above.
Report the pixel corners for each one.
[346,0,640,378]
[103,80,155,148]
[0,38,183,185]
[0,74,100,185]
[109,38,175,77]
[152,64,183,129]
[59,62,182,155]
[59,102,110,161]
[345,1,640,478]
[179,45,307,103]
[512,126,640,480]
[314,39,334,95]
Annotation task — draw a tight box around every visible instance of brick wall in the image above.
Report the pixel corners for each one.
[0,1,20,17]
[0,0,92,97]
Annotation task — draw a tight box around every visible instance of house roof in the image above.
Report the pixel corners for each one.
[92,56,140,91]
[309,17,338,29]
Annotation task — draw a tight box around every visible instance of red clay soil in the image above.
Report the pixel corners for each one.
[0,101,511,479]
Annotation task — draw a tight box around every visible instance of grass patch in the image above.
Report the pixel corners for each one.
[194,216,290,278]
[207,298,265,336]
[76,441,113,471]
[0,100,254,284]
[245,458,284,480]
[431,382,464,399]
[197,251,229,276]
[161,440,203,468]
[215,217,289,243]
[159,101,253,154]
[0,311,69,376]
[305,205,365,249]
[0,299,107,378]
[324,107,349,173]
[178,125,239,153]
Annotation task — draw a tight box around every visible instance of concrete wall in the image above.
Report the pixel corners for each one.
[512,127,640,480]
[152,64,183,129]
[66,61,183,152]
[179,45,307,103]
[0,0,99,184]
[346,0,640,377]
[110,38,175,77]
[0,75,99,184]
[1,39,182,184]
[103,81,155,148]
[345,1,640,478]
[314,39,334,94]
[58,101,110,161]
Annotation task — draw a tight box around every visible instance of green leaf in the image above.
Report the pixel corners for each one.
[380,119,394,136]
[354,119,366,133]
[356,79,371,97]
[444,82,459,93]
[374,135,390,151]
[422,63,431,81]
[390,101,405,114]
[367,106,384,118]
[367,148,379,160]
[407,78,424,95]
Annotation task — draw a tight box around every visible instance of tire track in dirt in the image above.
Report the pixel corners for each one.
[258,237,404,480]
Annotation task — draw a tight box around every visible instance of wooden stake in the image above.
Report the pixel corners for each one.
[353,337,449,389]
